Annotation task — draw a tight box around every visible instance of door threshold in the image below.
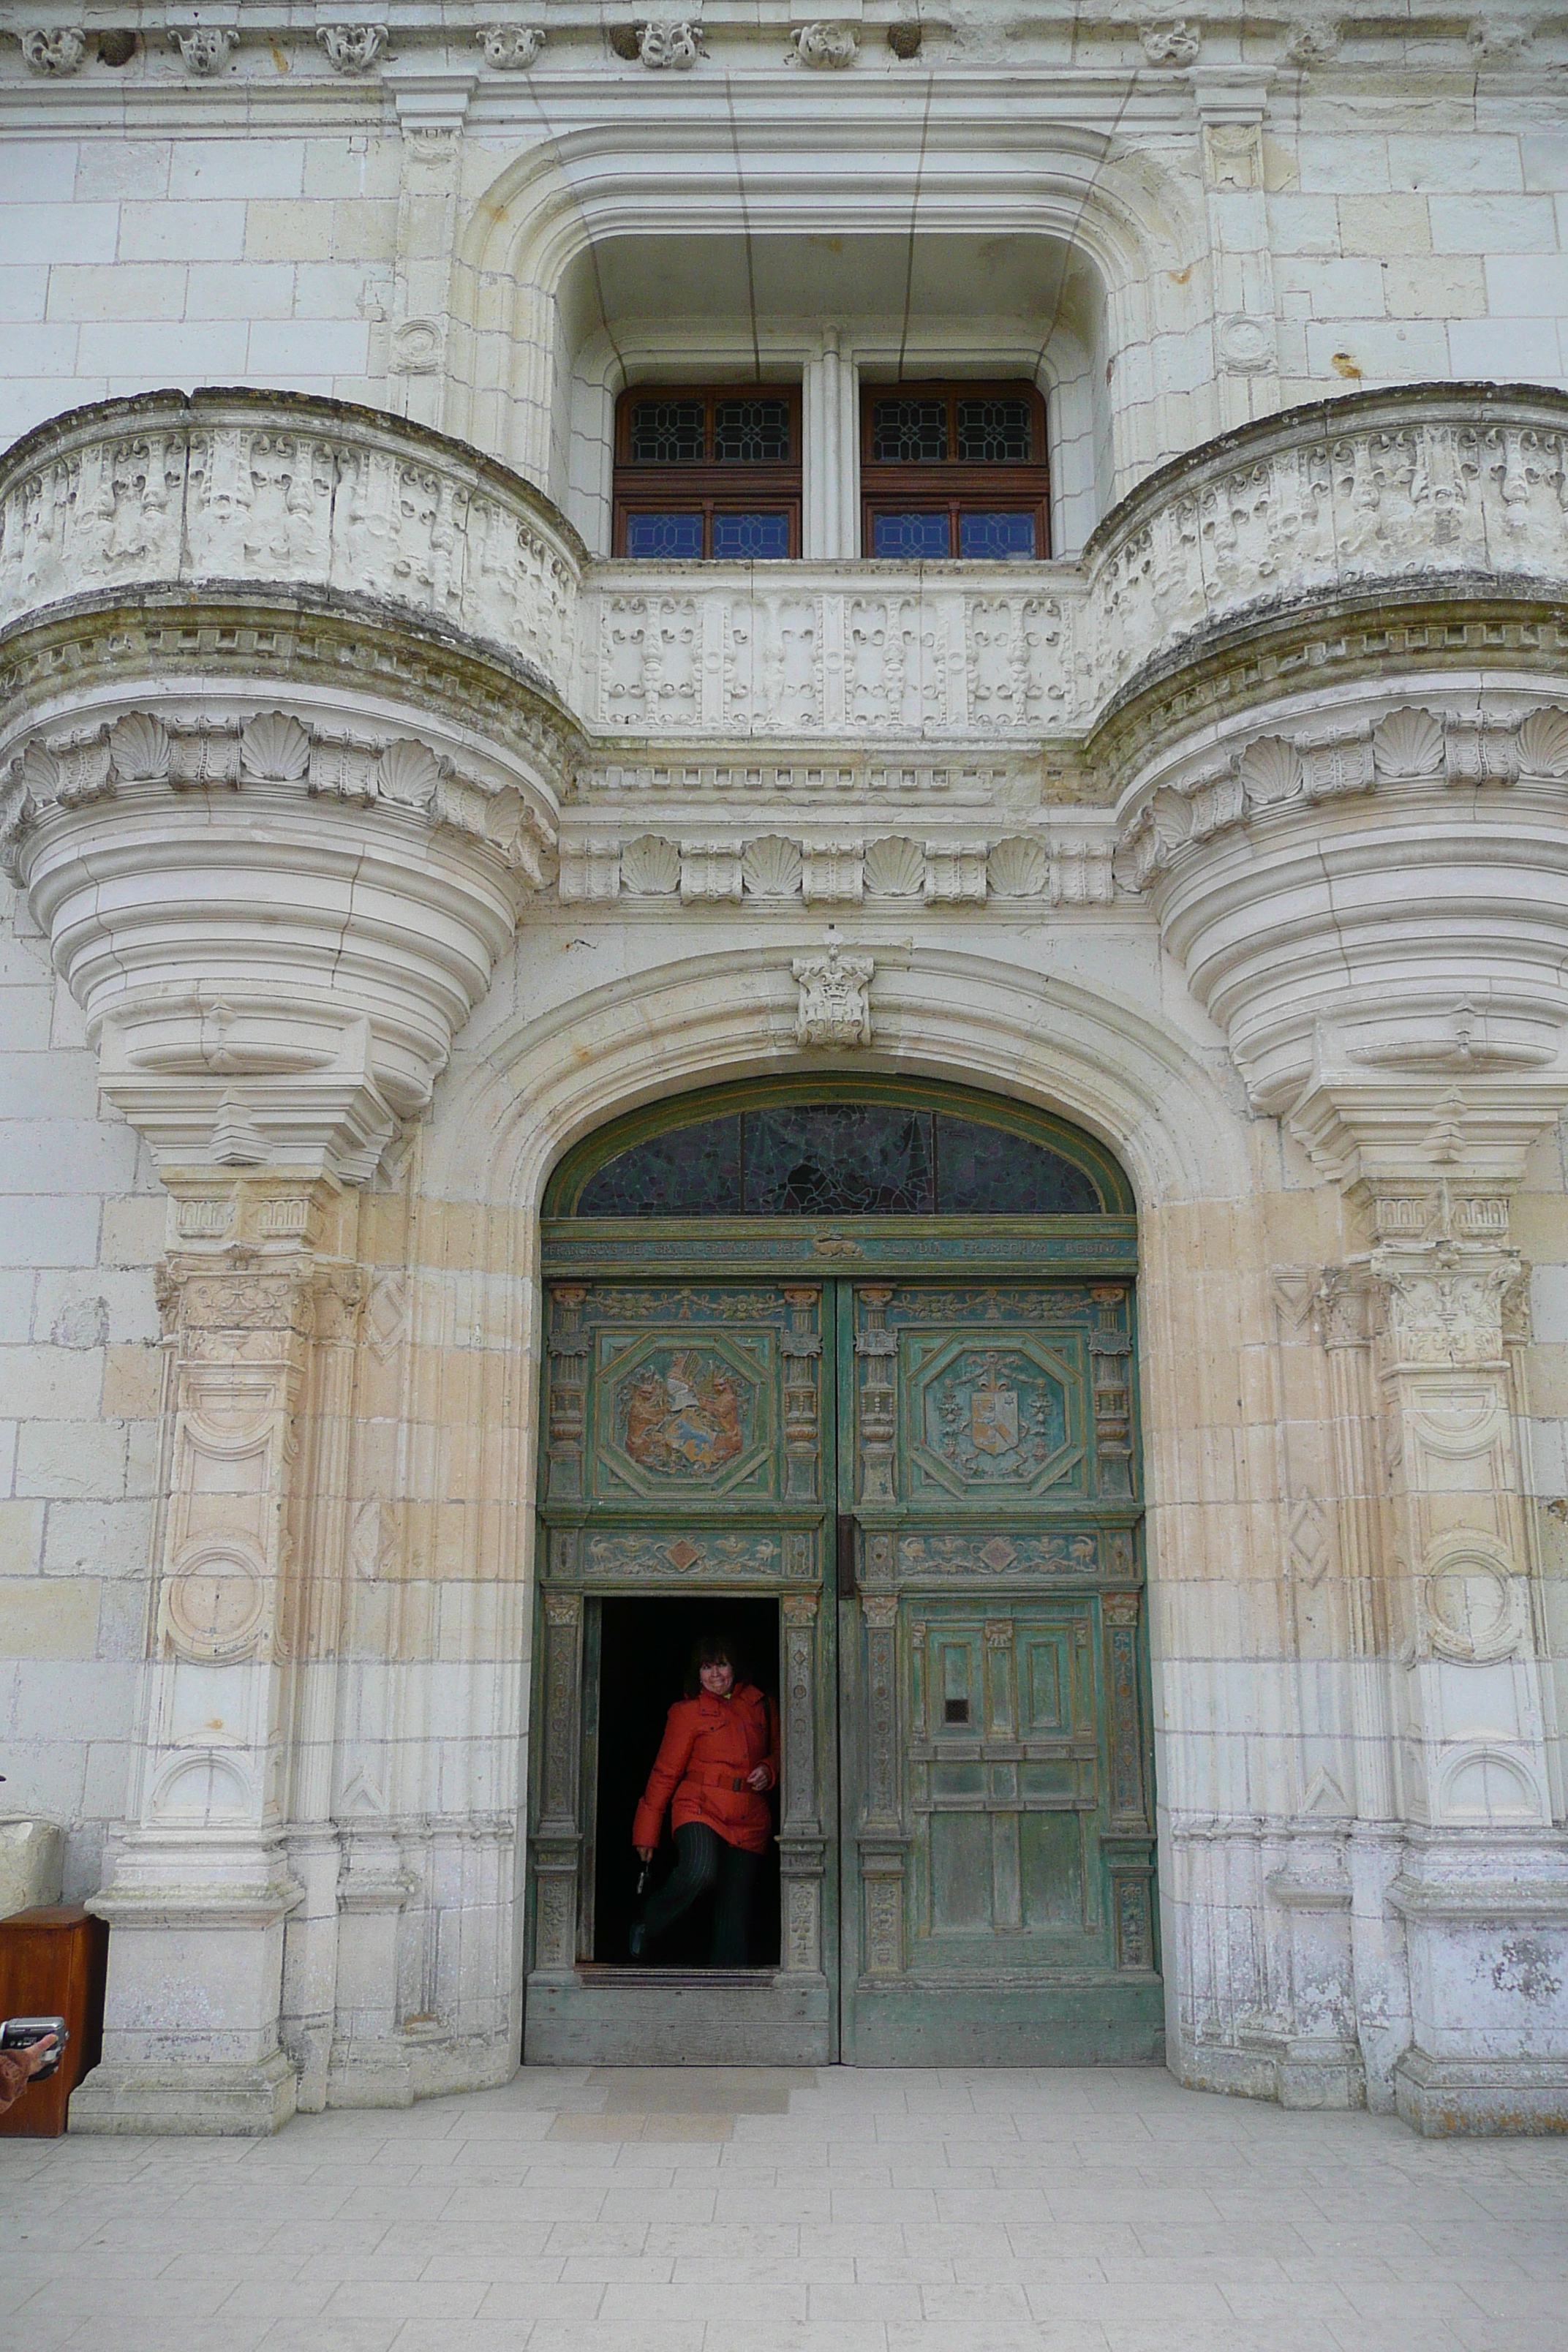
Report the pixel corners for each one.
[576,1964,780,1986]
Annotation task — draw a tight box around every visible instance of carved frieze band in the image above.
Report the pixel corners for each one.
[0,706,557,887]
[589,581,1072,737]
[1121,703,1568,886]
[559,827,1117,907]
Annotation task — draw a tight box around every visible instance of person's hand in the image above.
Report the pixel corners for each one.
[636,1845,655,1863]
[746,1765,771,1792]
[18,2034,56,2078]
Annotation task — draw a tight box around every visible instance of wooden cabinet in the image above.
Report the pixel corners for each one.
[0,1904,108,2137]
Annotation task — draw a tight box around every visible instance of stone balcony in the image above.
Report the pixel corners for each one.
[2,382,1564,766]
[1,379,1565,1182]
[0,384,584,714]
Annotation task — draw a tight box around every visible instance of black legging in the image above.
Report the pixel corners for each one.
[638,1823,759,1966]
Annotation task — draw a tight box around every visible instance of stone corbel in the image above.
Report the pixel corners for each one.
[476,24,545,69]
[317,23,388,74]
[170,26,237,74]
[788,20,859,67]
[18,26,86,73]
[6,703,555,1183]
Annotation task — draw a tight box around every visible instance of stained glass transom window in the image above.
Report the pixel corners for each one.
[571,1104,1105,1217]
[957,397,1033,462]
[714,399,791,461]
[872,399,949,462]
[629,400,705,462]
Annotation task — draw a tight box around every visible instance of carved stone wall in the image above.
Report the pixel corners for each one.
[3,376,1568,2136]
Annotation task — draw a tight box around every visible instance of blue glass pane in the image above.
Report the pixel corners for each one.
[872,510,951,559]
[958,509,1037,559]
[625,510,704,559]
[576,1117,742,1215]
[712,510,791,559]
[933,1113,1100,1213]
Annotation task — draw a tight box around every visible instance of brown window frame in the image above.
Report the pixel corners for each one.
[613,382,804,560]
[860,377,1051,561]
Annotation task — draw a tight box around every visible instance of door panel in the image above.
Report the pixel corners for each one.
[527,1278,837,2065]
[839,1278,1160,2065]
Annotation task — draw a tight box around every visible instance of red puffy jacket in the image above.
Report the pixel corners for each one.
[632,1682,780,1855]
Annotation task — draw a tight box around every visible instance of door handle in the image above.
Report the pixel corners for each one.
[836,1515,857,1599]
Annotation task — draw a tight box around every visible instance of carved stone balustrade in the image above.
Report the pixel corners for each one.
[1086,380,1568,713]
[583,386,1568,747]
[0,385,584,694]
[581,562,1088,738]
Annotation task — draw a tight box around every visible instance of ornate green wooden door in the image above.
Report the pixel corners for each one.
[838,1278,1160,2064]
[527,1082,1160,2068]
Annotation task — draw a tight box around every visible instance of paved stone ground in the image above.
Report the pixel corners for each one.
[3,2065,1567,2352]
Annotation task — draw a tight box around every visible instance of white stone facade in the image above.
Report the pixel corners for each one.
[0,1,1567,2137]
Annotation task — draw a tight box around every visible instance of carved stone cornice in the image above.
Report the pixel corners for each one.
[0,589,581,802]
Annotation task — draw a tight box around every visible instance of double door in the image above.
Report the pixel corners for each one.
[526,1268,1160,2067]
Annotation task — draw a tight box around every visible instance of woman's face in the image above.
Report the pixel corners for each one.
[699,1657,735,1697]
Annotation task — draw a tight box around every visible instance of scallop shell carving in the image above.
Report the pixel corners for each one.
[108,712,171,783]
[987,836,1050,899]
[620,834,681,896]
[1517,706,1568,780]
[863,834,925,897]
[377,738,443,808]
[1237,734,1303,808]
[1372,705,1444,780]
[18,740,62,802]
[742,834,803,897]
[239,711,312,783]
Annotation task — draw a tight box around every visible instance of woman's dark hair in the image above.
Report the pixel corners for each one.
[685,1627,745,1697]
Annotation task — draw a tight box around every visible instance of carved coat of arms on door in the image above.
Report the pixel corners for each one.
[915,1344,1077,1492]
[619,1349,745,1475]
[968,1363,1020,1458]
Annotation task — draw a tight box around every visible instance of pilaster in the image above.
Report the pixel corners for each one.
[72,1175,365,2136]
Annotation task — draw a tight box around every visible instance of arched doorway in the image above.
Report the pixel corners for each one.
[524,1078,1158,2067]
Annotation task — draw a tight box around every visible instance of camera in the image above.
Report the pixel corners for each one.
[0,2017,67,2081]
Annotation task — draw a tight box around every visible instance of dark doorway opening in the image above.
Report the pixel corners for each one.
[592,1594,782,1969]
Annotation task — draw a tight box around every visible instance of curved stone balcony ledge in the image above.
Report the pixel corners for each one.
[1,383,1564,760]
[1085,378,1568,720]
[0,383,587,713]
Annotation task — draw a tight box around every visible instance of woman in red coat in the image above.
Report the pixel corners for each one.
[630,1629,780,1966]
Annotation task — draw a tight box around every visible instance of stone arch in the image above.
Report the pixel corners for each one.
[423,946,1255,1804]
[442,121,1209,513]
[426,943,1249,1213]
